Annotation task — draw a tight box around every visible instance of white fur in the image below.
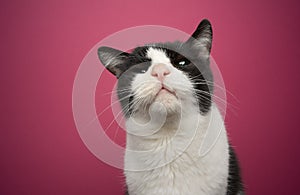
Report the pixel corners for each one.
[124,48,229,195]
[147,47,171,65]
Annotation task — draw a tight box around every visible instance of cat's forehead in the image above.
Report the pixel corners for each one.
[146,47,170,65]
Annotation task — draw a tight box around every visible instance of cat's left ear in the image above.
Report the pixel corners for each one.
[97,46,131,78]
[187,19,213,58]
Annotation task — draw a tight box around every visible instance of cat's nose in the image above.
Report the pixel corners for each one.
[151,64,170,81]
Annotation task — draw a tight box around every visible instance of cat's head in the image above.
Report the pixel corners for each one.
[97,19,213,118]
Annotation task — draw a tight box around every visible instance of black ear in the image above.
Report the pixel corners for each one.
[97,46,131,78]
[187,19,213,57]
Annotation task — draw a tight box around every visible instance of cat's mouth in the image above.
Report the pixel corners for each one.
[156,85,177,98]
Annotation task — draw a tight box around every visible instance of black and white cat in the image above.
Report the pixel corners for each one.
[97,19,244,195]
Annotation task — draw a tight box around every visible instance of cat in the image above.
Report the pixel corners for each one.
[97,19,244,195]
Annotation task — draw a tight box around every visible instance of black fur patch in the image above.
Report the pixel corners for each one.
[227,145,244,194]
[116,52,151,117]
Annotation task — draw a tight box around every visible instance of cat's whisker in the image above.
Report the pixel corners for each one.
[193,89,228,104]
[190,79,239,102]
[112,115,126,142]
[171,81,235,108]
[171,81,235,105]
[192,91,238,114]
[103,106,127,133]
[194,93,227,114]
[100,88,133,96]
[85,94,134,127]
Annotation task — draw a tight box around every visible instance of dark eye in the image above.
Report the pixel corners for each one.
[130,61,150,74]
[131,67,147,74]
[174,58,190,67]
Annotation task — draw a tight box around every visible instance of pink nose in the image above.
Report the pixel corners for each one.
[151,64,170,81]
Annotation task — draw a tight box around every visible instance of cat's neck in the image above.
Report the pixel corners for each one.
[124,106,212,171]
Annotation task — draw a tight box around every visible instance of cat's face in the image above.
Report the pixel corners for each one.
[98,19,213,118]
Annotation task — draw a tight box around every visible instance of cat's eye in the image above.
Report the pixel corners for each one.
[175,58,190,67]
[178,61,186,66]
[141,69,146,73]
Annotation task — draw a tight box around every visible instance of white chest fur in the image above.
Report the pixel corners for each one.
[124,105,229,195]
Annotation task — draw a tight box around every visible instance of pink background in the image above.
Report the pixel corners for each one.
[1,0,300,194]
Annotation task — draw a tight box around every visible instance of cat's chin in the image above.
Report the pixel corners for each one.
[152,89,181,115]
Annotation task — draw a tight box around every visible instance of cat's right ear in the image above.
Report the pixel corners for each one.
[186,19,213,58]
[97,46,130,78]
